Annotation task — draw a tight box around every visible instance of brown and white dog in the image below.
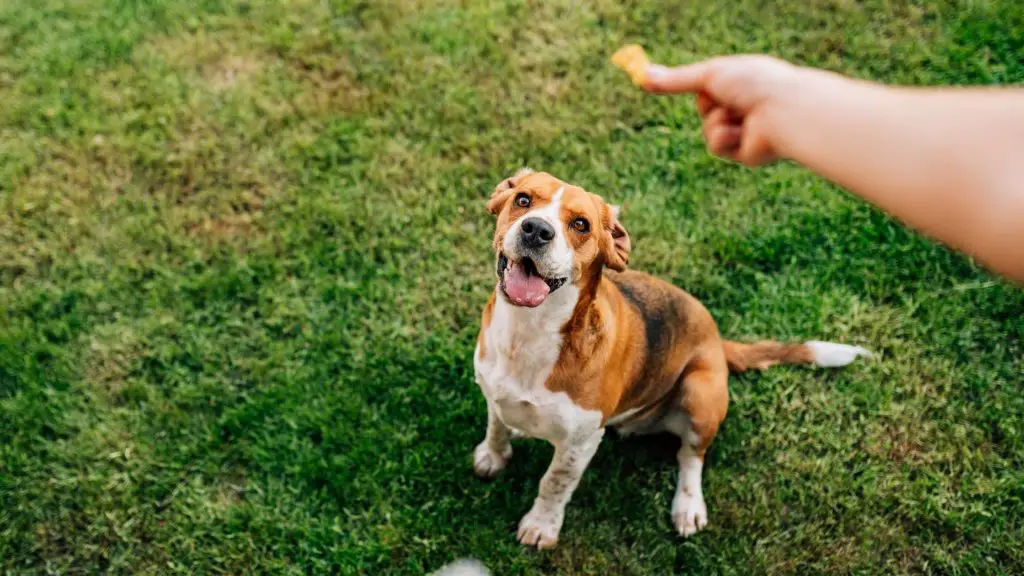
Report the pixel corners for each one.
[472,169,871,549]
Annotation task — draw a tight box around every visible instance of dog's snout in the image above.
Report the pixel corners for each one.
[520,218,555,248]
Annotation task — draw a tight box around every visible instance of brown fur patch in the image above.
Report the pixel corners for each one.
[477,294,495,360]
[679,355,730,456]
[723,340,815,372]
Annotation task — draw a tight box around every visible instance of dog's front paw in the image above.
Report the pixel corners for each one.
[517,505,563,550]
[473,442,511,478]
[672,491,708,537]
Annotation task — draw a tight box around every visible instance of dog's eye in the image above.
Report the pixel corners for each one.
[571,217,590,233]
[514,193,531,208]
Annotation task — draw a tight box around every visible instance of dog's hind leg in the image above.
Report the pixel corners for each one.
[664,354,729,537]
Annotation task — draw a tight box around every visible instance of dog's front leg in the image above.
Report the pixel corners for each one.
[473,401,513,478]
[517,427,605,549]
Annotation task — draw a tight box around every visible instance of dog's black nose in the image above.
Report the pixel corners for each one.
[520,218,555,248]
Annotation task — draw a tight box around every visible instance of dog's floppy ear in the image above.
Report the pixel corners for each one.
[601,201,631,271]
[487,167,533,215]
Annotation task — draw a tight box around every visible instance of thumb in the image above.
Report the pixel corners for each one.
[644,61,714,94]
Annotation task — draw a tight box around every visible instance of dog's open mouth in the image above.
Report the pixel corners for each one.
[497,253,567,308]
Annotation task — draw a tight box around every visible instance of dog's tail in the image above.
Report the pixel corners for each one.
[723,340,872,374]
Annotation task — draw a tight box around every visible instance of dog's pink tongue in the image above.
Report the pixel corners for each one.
[504,261,550,307]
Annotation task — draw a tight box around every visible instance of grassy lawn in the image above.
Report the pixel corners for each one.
[2,0,1023,573]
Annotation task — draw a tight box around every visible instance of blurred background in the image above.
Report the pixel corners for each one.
[1,1,1022,574]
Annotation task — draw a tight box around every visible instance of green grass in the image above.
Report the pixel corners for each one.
[1,0,1022,573]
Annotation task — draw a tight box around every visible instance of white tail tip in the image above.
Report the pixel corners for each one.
[805,341,873,368]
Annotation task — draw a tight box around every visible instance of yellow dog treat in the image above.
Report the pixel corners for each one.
[611,44,650,86]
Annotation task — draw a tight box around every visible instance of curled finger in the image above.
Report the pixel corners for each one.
[701,107,733,141]
[696,91,715,117]
[707,124,743,157]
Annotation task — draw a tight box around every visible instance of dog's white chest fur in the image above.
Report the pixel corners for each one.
[475,289,601,444]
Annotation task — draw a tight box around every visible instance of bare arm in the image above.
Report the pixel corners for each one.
[770,72,1024,280]
[643,56,1024,281]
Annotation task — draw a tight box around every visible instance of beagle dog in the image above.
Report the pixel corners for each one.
[472,169,870,549]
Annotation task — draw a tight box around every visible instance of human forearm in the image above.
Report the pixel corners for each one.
[767,70,1024,280]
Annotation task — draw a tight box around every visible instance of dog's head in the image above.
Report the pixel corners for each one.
[486,169,630,308]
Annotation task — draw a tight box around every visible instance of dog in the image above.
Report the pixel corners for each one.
[472,169,871,549]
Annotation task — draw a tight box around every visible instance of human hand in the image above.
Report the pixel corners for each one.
[643,55,807,166]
